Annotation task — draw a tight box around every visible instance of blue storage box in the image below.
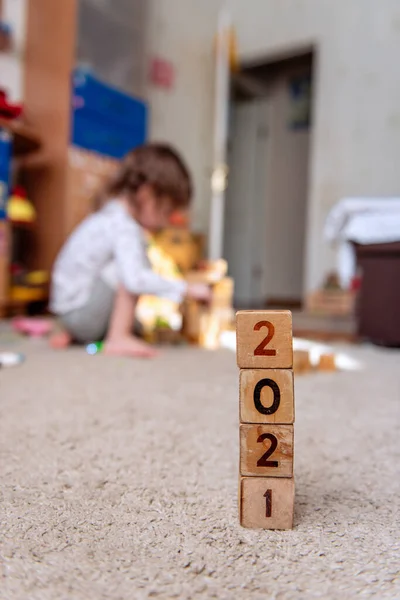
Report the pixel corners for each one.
[72,68,148,133]
[72,110,146,160]
[0,130,12,220]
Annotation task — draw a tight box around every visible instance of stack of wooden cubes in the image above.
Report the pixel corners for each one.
[236,310,295,529]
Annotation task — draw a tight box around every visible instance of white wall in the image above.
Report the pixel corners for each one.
[145,0,220,233]
[0,0,27,101]
[227,0,400,292]
[147,0,400,293]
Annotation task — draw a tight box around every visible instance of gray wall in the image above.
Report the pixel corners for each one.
[77,0,147,97]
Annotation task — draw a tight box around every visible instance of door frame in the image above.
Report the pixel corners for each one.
[229,44,318,308]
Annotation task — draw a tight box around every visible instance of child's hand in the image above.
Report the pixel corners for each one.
[186,283,212,303]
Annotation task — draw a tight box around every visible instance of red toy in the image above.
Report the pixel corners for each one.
[0,89,22,120]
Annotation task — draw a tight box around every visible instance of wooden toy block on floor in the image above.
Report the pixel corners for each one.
[236,310,295,529]
[240,369,294,424]
[236,310,293,369]
[240,424,294,478]
[239,476,295,530]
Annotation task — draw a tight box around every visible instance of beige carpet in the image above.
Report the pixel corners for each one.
[1,339,399,599]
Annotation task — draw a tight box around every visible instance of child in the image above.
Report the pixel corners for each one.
[50,143,211,358]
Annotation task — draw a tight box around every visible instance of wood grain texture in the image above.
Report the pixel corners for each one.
[240,424,294,477]
[24,0,78,269]
[240,476,295,529]
[236,310,293,369]
[240,368,294,424]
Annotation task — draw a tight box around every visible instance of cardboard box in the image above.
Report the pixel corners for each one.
[66,147,118,234]
[306,289,356,316]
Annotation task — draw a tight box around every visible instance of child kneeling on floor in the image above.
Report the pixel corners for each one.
[50,143,210,357]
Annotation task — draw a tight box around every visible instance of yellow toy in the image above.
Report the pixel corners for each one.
[7,186,36,224]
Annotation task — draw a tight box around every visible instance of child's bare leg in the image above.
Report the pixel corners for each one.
[50,330,72,349]
[49,321,72,349]
[104,285,158,358]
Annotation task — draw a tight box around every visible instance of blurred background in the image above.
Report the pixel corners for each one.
[1,0,400,350]
[2,5,400,595]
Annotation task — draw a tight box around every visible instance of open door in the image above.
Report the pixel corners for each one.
[224,50,313,308]
[224,99,269,307]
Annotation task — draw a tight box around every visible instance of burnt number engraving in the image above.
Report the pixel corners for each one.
[264,489,272,518]
[253,378,281,415]
[253,321,276,356]
[256,433,279,468]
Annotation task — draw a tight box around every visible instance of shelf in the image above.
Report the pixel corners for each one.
[0,117,42,155]
[9,286,48,303]
[10,220,37,230]
[0,291,49,317]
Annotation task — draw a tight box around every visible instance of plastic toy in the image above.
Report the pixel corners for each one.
[0,351,25,367]
[7,186,36,224]
[86,341,103,355]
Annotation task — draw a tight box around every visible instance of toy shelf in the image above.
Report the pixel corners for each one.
[0,120,42,317]
[0,117,41,155]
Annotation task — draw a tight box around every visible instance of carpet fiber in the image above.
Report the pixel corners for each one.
[1,341,399,599]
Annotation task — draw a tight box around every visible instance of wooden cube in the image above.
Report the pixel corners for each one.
[240,424,294,477]
[236,310,293,369]
[240,369,294,424]
[293,350,312,375]
[317,353,336,371]
[239,476,295,529]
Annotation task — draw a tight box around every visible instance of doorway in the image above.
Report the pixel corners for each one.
[223,49,314,308]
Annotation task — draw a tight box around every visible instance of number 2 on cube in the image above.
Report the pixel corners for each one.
[254,321,276,357]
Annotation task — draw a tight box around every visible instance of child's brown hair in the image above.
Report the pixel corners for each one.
[94,143,192,211]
